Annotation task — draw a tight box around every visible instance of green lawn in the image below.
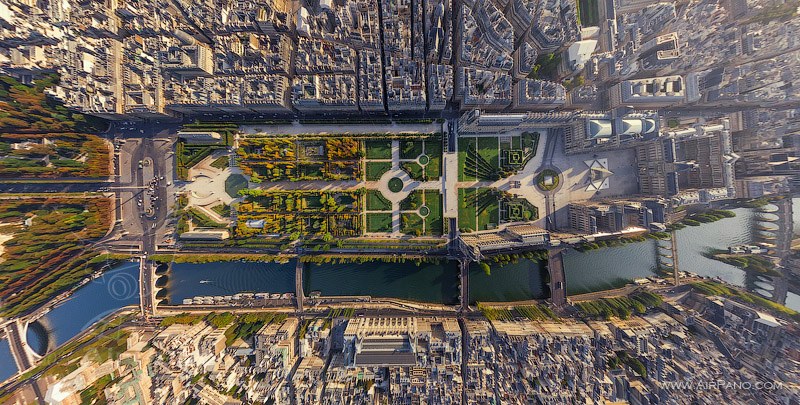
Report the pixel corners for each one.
[424,141,442,179]
[400,190,424,210]
[400,140,424,159]
[458,188,499,232]
[365,161,392,181]
[423,190,443,235]
[365,140,393,159]
[476,137,499,170]
[402,161,425,180]
[366,190,392,211]
[401,213,424,236]
[210,155,229,170]
[460,137,501,181]
[475,188,500,231]
[578,0,599,26]
[458,137,477,181]
[366,212,393,233]
[299,163,324,179]
[458,188,477,232]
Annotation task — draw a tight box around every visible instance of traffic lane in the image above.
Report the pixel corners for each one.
[0,182,110,193]
[111,122,181,139]
[119,190,144,238]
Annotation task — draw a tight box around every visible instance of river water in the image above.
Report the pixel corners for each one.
[165,204,799,310]
[305,261,459,304]
[168,261,296,303]
[25,262,140,356]
[564,207,755,293]
[168,259,544,305]
[0,338,16,383]
[14,199,800,365]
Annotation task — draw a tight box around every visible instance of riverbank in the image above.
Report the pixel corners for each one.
[702,249,782,277]
[26,262,139,356]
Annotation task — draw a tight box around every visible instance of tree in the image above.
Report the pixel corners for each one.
[480,262,491,276]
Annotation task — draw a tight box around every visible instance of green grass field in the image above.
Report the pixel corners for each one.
[477,198,500,231]
[458,188,477,232]
[365,140,392,159]
[400,190,424,210]
[210,155,229,170]
[400,140,424,159]
[476,137,499,170]
[578,0,599,26]
[458,188,500,232]
[366,212,393,233]
[366,190,392,211]
[424,141,442,179]
[402,161,425,180]
[365,161,392,181]
[401,213,424,236]
[423,190,443,235]
[458,137,477,181]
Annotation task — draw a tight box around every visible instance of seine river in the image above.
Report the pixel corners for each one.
[167,259,545,305]
[168,205,799,308]
[25,262,140,356]
[6,199,797,367]
[0,338,14,383]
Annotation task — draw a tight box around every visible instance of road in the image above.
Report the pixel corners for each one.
[109,130,174,317]
[547,249,567,306]
[134,137,173,317]
[0,180,112,193]
[5,320,34,372]
[540,128,560,230]
[295,260,304,313]
[459,259,470,311]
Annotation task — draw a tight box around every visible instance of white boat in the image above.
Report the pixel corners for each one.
[728,246,746,254]
[745,245,768,254]
[199,280,212,284]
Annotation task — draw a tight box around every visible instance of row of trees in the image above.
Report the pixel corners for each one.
[0,196,115,316]
[0,75,104,133]
[575,290,663,320]
[0,133,110,178]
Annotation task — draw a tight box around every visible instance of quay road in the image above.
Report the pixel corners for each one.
[158,304,488,320]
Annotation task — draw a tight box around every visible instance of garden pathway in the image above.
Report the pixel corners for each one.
[252,180,362,192]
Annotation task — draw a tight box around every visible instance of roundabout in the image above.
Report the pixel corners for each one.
[535,168,561,193]
[376,167,414,204]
